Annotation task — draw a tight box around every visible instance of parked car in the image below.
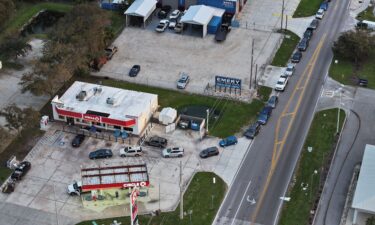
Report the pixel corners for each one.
[315,9,325,19]
[104,45,118,60]
[244,122,261,139]
[147,136,168,148]
[89,149,113,159]
[297,37,309,51]
[89,56,107,71]
[275,76,289,91]
[120,146,143,157]
[308,19,319,29]
[174,22,185,33]
[169,9,181,19]
[320,2,328,11]
[303,28,313,40]
[158,5,172,19]
[260,106,273,117]
[178,119,190,129]
[177,72,190,89]
[11,161,31,180]
[284,63,295,76]
[219,136,238,147]
[267,95,279,108]
[129,65,141,77]
[71,134,85,148]
[291,51,302,63]
[155,20,169,32]
[169,18,177,29]
[162,147,184,158]
[199,146,219,158]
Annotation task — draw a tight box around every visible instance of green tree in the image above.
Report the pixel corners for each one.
[0,0,15,27]
[20,4,111,96]
[0,37,31,61]
[332,30,375,67]
[367,216,375,225]
[1,104,40,136]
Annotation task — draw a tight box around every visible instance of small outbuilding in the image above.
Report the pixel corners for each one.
[159,107,177,125]
[180,5,225,37]
[125,0,157,27]
[352,144,375,224]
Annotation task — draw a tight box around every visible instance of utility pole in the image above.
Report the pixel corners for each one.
[180,161,183,219]
[254,64,258,90]
[250,39,254,89]
[281,0,285,31]
[285,15,288,30]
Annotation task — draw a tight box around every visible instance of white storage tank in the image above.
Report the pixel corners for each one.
[158,107,177,125]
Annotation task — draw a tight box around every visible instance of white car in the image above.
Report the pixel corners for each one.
[177,72,190,89]
[169,10,181,19]
[155,20,169,32]
[315,9,324,19]
[284,63,295,76]
[275,76,289,91]
[119,146,143,157]
[169,18,177,29]
[67,181,82,195]
[162,147,184,158]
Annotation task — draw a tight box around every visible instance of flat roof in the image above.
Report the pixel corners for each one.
[352,144,375,213]
[81,164,149,191]
[55,81,157,120]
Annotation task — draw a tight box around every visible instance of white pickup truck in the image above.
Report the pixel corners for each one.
[67,181,83,195]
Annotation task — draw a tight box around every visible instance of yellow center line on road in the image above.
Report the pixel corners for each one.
[281,112,295,117]
[250,34,327,225]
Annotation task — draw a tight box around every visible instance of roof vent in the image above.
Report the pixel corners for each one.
[106,97,116,105]
[93,87,102,95]
[76,91,87,101]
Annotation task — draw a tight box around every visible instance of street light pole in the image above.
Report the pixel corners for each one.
[337,88,343,134]
[310,170,318,202]
[206,109,209,133]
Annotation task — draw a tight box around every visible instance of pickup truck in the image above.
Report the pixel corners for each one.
[67,181,83,195]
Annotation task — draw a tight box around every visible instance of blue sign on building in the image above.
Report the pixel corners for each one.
[215,76,242,89]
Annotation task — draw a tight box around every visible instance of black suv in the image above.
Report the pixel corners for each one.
[244,122,261,139]
[147,136,168,148]
[89,149,113,159]
[11,161,31,180]
[303,28,313,40]
[199,147,219,158]
[72,134,85,147]
[297,37,309,51]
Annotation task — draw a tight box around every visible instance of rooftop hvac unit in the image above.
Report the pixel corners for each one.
[76,91,87,101]
[106,97,116,105]
[93,86,102,95]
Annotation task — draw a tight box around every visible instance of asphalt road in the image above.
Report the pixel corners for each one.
[214,0,351,224]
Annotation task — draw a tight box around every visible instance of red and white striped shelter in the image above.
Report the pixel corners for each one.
[81,164,149,192]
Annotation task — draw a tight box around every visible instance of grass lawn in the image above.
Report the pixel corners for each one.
[278,108,345,225]
[271,30,300,67]
[330,51,375,89]
[76,172,226,225]
[357,6,375,21]
[76,76,264,138]
[293,0,322,17]
[258,86,272,102]
[0,2,73,41]
[0,167,12,186]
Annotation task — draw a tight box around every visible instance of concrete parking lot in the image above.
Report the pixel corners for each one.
[95,23,282,97]
[0,122,251,225]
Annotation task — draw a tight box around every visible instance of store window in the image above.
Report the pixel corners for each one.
[114,125,121,130]
[123,127,133,132]
[58,115,65,120]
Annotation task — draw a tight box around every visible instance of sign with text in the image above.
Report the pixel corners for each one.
[215,76,242,89]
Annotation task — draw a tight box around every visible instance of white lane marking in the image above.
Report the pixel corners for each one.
[212,140,255,225]
[230,180,252,225]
